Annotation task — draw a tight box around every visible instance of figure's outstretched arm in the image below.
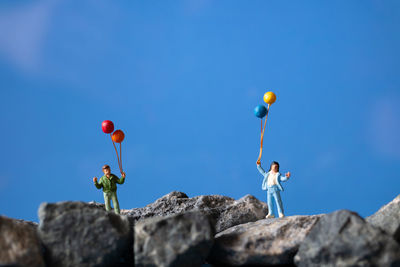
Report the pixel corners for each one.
[280,172,291,182]
[94,177,103,189]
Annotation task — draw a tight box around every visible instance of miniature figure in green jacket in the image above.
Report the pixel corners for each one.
[93,164,126,214]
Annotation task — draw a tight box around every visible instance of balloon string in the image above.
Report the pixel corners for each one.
[261,119,263,133]
[119,142,123,173]
[257,104,270,163]
[110,134,122,173]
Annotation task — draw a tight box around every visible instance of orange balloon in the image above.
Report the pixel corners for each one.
[112,130,125,143]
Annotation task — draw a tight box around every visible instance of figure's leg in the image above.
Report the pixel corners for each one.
[274,191,284,217]
[266,191,275,218]
[111,192,120,214]
[103,192,112,212]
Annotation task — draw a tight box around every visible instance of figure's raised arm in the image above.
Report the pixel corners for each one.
[116,172,126,184]
[257,163,267,176]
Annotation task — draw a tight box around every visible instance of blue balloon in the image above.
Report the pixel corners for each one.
[254,105,267,118]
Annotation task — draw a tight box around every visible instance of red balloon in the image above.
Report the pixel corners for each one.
[102,120,114,134]
[112,130,125,143]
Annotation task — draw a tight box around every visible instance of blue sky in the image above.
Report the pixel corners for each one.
[1,1,399,222]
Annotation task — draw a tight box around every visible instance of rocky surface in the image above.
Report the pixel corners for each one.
[134,211,214,267]
[123,191,268,233]
[3,191,400,266]
[366,194,400,242]
[294,209,400,267]
[207,215,322,266]
[0,215,45,267]
[38,201,133,267]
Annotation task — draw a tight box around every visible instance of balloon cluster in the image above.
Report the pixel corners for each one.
[254,92,277,163]
[254,92,276,118]
[102,120,125,173]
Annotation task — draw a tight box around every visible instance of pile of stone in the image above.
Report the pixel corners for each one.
[0,192,399,266]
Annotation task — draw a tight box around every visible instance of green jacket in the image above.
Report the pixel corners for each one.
[94,174,125,193]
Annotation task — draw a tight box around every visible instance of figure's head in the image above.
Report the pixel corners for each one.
[102,165,111,175]
[269,161,280,172]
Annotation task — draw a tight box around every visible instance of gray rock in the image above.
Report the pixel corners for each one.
[0,216,45,267]
[213,194,270,234]
[37,201,133,267]
[366,194,400,242]
[123,191,268,233]
[134,211,214,267]
[207,215,321,266]
[86,201,107,209]
[12,218,38,228]
[294,210,400,267]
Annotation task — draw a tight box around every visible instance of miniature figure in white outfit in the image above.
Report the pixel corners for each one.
[257,160,291,218]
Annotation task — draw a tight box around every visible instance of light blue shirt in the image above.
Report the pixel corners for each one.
[257,164,289,191]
